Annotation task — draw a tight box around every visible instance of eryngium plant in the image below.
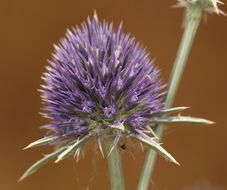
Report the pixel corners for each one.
[20,12,213,181]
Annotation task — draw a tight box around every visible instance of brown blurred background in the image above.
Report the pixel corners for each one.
[1,0,227,190]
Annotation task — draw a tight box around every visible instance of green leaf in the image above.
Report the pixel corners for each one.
[132,133,179,165]
[148,116,214,125]
[55,132,94,163]
[19,147,66,181]
[24,136,59,150]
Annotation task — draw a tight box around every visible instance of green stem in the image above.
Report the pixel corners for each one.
[104,138,125,190]
[137,5,202,190]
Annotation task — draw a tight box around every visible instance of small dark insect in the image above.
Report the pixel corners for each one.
[120,144,127,150]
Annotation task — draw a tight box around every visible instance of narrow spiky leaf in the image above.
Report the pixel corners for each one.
[55,132,94,163]
[132,131,179,165]
[148,116,214,125]
[110,123,125,131]
[161,107,189,115]
[108,131,122,156]
[19,147,66,181]
[97,134,105,158]
[24,136,59,150]
[145,125,158,138]
[74,148,81,162]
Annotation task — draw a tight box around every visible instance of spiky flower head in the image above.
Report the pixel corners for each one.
[20,12,213,181]
[176,0,226,15]
[40,12,172,161]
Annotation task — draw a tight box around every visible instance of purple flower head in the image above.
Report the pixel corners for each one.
[40,13,167,147]
[22,12,206,181]
[42,18,165,131]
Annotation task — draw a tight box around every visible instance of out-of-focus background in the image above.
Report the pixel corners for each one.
[1,0,226,190]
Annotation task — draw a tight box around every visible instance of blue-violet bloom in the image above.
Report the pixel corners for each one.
[20,12,213,181]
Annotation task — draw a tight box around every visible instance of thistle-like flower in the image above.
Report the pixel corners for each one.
[20,12,213,181]
[176,0,225,15]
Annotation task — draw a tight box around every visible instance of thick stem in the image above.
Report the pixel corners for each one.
[137,6,202,190]
[104,138,125,190]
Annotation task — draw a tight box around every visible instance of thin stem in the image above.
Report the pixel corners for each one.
[137,6,202,190]
[104,138,125,190]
